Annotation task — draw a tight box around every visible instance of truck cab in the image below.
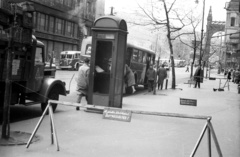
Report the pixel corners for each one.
[0,36,68,112]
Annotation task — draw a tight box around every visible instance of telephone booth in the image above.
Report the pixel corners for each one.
[88,16,128,108]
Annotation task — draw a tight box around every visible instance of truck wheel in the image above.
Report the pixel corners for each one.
[41,89,59,113]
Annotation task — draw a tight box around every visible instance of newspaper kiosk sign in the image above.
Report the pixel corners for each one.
[180,98,197,106]
[103,108,132,122]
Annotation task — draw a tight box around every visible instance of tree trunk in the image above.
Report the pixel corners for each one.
[190,47,197,78]
[163,1,176,89]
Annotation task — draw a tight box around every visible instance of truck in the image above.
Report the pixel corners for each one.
[0,7,68,113]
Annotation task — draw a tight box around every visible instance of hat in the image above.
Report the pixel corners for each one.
[84,58,90,63]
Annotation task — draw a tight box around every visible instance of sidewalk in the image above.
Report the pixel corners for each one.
[0,71,240,157]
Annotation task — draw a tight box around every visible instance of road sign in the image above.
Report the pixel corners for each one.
[103,108,132,122]
[180,98,197,106]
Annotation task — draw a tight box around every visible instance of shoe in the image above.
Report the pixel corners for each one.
[213,88,217,91]
[76,107,80,111]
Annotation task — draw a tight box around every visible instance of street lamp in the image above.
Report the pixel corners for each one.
[195,0,206,71]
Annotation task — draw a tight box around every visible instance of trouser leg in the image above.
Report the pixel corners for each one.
[76,94,83,110]
[148,80,151,92]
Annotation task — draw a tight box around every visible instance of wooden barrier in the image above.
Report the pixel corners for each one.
[26,100,223,156]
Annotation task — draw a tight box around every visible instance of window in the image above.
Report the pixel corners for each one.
[35,47,43,63]
[74,53,80,59]
[138,50,143,63]
[56,18,63,35]
[61,54,66,59]
[86,1,92,18]
[86,45,91,55]
[74,24,78,38]
[65,21,71,36]
[45,15,49,31]
[230,17,235,26]
[49,16,54,33]
[37,13,45,31]
[66,54,73,59]
[143,52,147,63]
[132,49,139,62]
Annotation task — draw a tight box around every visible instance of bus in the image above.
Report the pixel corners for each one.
[175,59,186,67]
[81,37,155,92]
[59,51,81,70]
[159,58,186,68]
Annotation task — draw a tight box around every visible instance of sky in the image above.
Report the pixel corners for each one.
[104,0,229,49]
[105,0,229,21]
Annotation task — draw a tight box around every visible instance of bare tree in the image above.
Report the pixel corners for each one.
[135,0,197,89]
[178,12,201,78]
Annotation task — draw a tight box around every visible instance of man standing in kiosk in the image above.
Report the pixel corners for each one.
[76,58,90,110]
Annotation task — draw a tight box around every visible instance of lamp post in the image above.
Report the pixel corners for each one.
[197,0,206,71]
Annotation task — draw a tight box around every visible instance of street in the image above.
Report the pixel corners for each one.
[0,67,192,123]
[0,68,239,157]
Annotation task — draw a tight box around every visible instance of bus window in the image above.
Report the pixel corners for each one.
[60,54,66,59]
[132,49,139,62]
[66,54,73,59]
[86,45,91,55]
[138,50,143,63]
[74,53,80,59]
[126,47,132,66]
[147,54,151,63]
[143,52,147,64]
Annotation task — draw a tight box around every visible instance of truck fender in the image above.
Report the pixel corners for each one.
[39,78,66,103]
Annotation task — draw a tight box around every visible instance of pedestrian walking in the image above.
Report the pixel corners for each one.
[146,65,156,92]
[123,64,136,94]
[193,65,202,88]
[157,64,167,90]
[75,58,90,110]
[227,69,232,81]
[185,65,189,72]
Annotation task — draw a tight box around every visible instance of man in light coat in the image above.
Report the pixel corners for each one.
[76,58,90,110]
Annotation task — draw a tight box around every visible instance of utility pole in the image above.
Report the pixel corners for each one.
[1,3,15,139]
[199,0,206,72]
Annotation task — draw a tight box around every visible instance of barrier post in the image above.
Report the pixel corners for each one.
[190,122,208,157]
[207,121,223,157]
[207,119,212,157]
[49,103,59,151]
[26,102,60,151]
[26,103,50,148]
[50,111,54,144]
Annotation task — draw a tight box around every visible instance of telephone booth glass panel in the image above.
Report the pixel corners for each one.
[93,40,113,94]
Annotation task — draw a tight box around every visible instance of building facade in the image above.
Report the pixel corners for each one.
[0,0,104,65]
[225,0,240,69]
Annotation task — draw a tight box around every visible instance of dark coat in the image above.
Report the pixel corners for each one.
[194,67,202,82]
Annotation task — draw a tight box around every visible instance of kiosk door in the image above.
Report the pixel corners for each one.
[90,40,113,106]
